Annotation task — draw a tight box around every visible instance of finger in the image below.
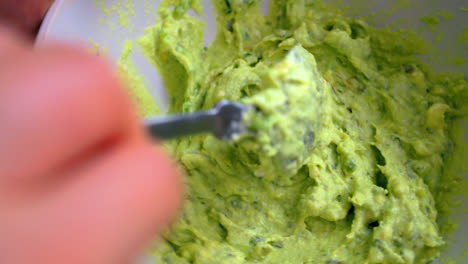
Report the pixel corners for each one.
[62,140,182,263]
[0,26,28,59]
[0,0,53,34]
[1,139,182,263]
[0,44,138,187]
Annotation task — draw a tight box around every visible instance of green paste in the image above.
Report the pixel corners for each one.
[118,40,160,116]
[133,0,468,263]
[460,26,468,53]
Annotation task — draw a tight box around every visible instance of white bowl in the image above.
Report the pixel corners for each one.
[38,0,468,263]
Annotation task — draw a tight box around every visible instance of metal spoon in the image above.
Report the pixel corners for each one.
[144,100,250,140]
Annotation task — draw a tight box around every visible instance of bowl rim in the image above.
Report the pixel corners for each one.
[36,0,66,45]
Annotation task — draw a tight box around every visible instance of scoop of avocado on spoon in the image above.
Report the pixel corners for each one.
[235,46,328,180]
[145,46,327,178]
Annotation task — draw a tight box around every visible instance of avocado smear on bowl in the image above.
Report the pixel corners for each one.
[133,0,468,263]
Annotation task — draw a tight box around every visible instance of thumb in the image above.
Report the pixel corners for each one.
[2,138,183,264]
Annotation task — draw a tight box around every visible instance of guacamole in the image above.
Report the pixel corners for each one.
[136,0,468,263]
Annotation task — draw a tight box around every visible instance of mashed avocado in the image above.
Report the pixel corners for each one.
[136,0,468,263]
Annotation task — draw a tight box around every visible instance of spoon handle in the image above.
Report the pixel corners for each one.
[144,110,217,140]
[144,100,249,140]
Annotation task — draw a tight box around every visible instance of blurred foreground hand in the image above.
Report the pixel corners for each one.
[0,0,55,35]
[0,29,181,263]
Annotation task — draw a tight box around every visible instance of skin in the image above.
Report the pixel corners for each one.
[0,0,54,35]
[0,26,182,264]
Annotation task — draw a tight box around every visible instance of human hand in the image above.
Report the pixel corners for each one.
[0,29,182,263]
[0,0,55,35]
